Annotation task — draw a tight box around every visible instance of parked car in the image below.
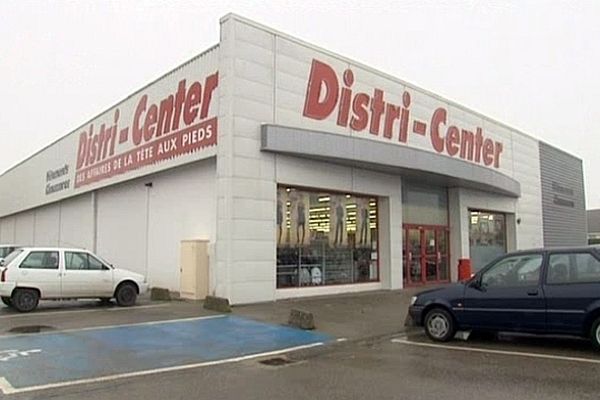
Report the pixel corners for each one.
[0,244,19,265]
[0,247,148,312]
[408,246,600,349]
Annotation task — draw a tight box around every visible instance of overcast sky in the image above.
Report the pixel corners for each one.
[1,1,599,207]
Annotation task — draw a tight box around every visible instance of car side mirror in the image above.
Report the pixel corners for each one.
[0,259,4,267]
[469,276,484,291]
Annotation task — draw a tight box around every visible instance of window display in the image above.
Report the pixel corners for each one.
[276,186,379,288]
[469,211,507,271]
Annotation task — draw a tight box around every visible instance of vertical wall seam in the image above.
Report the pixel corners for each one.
[273,35,278,125]
[92,191,98,253]
[144,185,151,278]
[32,211,36,246]
[57,203,62,246]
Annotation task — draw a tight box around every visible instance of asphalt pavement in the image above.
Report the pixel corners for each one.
[6,331,598,400]
[0,295,599,399]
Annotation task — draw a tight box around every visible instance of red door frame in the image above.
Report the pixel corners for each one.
[403,224,450,286]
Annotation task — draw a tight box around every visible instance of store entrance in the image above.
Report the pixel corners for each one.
[403,224,450,286]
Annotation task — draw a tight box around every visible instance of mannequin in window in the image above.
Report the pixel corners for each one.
[296,199,306,246]
[334,200,345,246]
[359,204,369,246]
[277,199,283,245]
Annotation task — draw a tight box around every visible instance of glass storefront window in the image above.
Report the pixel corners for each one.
[276,186,379,288]
[469,211,507,271]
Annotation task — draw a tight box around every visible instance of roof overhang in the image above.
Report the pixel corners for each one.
[261,124,521,198]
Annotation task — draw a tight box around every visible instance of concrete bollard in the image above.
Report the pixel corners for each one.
[203,295,231,313]
[288,309,315,330]
[150,287,171,301]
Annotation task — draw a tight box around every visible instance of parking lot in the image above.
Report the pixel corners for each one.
[0,295,599,398]
[0,300,331,395]
[0,305,594,400]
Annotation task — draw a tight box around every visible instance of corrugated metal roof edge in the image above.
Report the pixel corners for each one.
[539,141,584,164]
[0,43,220,177]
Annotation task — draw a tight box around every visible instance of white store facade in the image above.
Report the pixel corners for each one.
[0,14,586,304]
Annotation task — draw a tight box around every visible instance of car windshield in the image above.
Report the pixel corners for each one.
[0,247,14,258]
[2,249,23,266]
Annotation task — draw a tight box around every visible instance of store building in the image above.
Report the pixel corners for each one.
[0,14,587,304]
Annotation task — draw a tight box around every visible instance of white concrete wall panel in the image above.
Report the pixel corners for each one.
[275,155,353,191]
[58,194,94,250]
[0,216,15,244]
[0,195,92,249]
[95,159,216,291]
[14,211,35,246]
[216,16,278,304]
[96,181,147,278]
[33,204,60,246]
[511,136,544,249]
[458,188,517,214]
[146,159,217,291]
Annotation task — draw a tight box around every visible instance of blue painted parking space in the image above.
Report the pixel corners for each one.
[0,315,332,391]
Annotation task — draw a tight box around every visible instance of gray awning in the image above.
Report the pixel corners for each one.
[261,124,521,198]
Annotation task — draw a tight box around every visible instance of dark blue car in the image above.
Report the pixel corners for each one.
[408,246,600,349]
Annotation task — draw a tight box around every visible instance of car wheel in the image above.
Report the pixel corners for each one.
[591,318,600,350]
[115,283,137,307]
[11,289,39,313]
[1,296,11,307]
[424,307,456,342]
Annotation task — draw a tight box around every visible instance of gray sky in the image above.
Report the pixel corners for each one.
[1,1,599,207]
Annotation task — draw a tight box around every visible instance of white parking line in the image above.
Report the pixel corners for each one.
[391,338,600,365]
[0,303,169,319]
[1,314,227,338]
[0,341,325,395]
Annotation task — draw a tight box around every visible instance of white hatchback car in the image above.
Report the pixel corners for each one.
[0,244,19,264]
[0,247,149,312]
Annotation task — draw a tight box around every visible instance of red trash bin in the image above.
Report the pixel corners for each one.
[458,258,472,281]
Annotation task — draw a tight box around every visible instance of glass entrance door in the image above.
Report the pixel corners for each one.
[405,228,422,283]
[403,225,450,285]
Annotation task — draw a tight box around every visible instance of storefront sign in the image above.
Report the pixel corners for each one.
[45,164,71,195]
[302,59,504,169]
[0,46,219,217]
[551,181,575,208]
[74,72,219,188]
